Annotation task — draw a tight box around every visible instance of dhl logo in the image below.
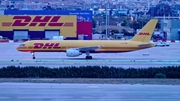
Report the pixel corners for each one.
[34,43,61,49]
[2,16,73,27]
[138,32,150,35]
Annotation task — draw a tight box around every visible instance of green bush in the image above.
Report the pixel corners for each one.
[0,66,179,78]
[155,73,166,78]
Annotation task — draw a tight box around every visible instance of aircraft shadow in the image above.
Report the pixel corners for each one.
[35,58,105,60]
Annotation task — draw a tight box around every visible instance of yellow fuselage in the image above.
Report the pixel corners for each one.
[17,40,156,53]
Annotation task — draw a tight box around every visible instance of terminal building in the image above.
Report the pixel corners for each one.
[161,19,180,40]
[0,10,93,40]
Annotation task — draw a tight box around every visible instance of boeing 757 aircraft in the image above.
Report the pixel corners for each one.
[17,19,158,59]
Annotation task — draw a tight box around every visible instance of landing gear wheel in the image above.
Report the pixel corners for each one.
[31,52,36,59]
[86,56,92,59]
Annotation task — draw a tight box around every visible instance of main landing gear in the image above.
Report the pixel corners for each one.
[31,51,93,60]
[85,52,92,59]
[31,52,35,59]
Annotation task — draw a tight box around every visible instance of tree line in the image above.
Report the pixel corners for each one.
[0,66,180,78]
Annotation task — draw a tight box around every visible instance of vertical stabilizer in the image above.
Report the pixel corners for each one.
[130,19,158,42]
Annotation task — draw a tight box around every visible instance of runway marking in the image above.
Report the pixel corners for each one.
[0,59,180,65]
[0,60,180,62]
[88,86,99,88]
[3,43,18,56]
[0,63,179,65]
[17,96,73,99]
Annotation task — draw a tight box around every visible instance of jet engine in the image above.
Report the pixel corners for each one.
[66,49,82,57]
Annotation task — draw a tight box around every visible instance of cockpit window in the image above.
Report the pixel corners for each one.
[19,44,25,46]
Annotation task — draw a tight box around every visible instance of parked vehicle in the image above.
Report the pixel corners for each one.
[156,40,169,47]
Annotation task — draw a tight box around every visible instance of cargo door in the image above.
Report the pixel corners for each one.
[13,31,28,40]
[45,30,60,40]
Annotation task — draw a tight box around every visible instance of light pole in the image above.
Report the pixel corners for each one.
[100,22,104,34]
[107,2,110,38]
[105,0,109,39]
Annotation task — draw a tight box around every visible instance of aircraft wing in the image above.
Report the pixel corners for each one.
[70,46,101,52]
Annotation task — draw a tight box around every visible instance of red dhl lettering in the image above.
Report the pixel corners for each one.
[138,32,150,35]
[34,43,61,49]
[12,16,63,27]
[2,16,73,27]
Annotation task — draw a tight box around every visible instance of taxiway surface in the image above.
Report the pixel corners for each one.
[0,83,179,101]
[0,43,180,68]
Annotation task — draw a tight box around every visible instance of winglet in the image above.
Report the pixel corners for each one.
[130,19,158,42]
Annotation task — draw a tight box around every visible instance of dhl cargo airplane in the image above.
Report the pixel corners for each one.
[17,19,158,59]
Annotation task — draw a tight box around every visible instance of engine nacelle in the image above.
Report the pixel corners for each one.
[66,49,82,57]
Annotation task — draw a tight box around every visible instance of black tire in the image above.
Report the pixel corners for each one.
[86,56,92,59]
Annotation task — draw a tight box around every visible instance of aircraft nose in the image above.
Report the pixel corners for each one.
[16,47,21,51]
[17,43,26,51]
[17,46,24,51]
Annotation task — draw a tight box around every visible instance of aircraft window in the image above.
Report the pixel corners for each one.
[19,44,25,46]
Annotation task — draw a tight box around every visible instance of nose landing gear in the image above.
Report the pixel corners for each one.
[31,52,35,59]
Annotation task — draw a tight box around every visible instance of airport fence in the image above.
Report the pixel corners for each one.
[0,66,180,78]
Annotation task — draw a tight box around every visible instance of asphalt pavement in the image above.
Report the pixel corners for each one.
[0,83,179,101]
